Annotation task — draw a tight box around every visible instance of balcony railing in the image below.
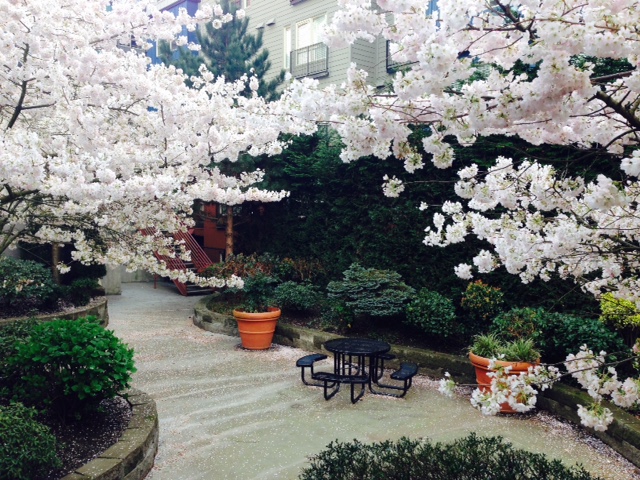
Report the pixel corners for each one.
[290,42,329,79]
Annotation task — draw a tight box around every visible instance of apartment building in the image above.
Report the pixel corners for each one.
[244,0,389,88]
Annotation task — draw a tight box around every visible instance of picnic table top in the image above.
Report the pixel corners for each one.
[324,337,391,356]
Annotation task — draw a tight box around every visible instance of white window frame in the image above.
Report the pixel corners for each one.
[284,26,292,69]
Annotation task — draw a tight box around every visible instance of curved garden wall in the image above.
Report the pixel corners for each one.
[0,297,109,328]
[193,295,640,469]
[60,388,159,480]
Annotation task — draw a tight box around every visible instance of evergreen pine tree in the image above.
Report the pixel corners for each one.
[159,0,285,100]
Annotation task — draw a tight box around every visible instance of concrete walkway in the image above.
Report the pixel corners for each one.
[108,283,637,480]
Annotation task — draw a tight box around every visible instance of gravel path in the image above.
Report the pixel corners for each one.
[108,282,640,480]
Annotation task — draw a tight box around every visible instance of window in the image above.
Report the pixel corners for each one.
[284,26,291,69]
[231,0,251,8]
[285,14,329,78]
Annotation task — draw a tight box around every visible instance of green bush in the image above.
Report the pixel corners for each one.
[273,281,324,313]
[8,317,136,415]
[599,293,640,347]
[405,289,459,338]
[59,277,104,306]
[0,403,61,480]
[491,308,629,364]
[327,263,415,318]
[0,319,41,401]
[238,273,278,312]
[548,313,630,364]
[0,257,58,312]
[460,280,505,336]
[320,298,355,332]
[299,433,600,480]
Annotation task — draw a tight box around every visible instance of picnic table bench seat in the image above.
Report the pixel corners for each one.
[371,362,419,398]
[296,353,328,386]
[313,372,369,403]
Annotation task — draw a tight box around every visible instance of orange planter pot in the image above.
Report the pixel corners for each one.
[233,308,281,350]
[469,352,538,414]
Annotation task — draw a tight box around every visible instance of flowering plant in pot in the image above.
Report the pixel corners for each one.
[232,272,281,350]
[468,333,541,414]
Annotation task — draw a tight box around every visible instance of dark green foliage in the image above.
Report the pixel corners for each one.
[547,313,630,364]
[491,308,629,364]
[0,319,41,401]
[273,281,323,313]
[460,280,505,336]
[159,0,284,100]
[239,272,278,313]
[405,289,459,338]
[0,403,61,480]
[327,263,415,318]
[202,253,326,284]
[8,317,136,416]
[240,132,599,318]
[320,298,355,332]
[18,241,107,283]
[59,277,104,306]
[299,433,600,480]
[0,257,58,311]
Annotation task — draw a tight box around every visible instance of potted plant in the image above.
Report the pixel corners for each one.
[469,333,541,413]
[232,273,281,350]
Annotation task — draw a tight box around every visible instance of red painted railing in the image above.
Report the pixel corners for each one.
[143,226,213,296]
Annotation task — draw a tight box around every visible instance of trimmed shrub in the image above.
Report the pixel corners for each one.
[491,307,543,343]
[0,403,61,480]
[599,293,640,347]
[0,257,58,313]
[9,317,136,415]
[460,280,505,336]
[405,289,459,338]
[549,313,630,364]
[491,308,629,364]
[299,433,600,480]
[273,281,324,313]
[327,263,415,318]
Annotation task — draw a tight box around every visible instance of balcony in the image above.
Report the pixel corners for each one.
[290,43,329,79]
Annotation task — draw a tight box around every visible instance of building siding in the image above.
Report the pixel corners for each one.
[175,0,394,88]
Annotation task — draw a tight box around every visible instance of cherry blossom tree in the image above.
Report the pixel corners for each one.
[0,0,311,285]
[281,0,640,303]
[275,0,640,431]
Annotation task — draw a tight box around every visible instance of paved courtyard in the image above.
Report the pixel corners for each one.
[108,282,638,480]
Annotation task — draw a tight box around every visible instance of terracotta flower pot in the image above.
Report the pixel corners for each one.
[232,307,281,350]
[469,352,538,414]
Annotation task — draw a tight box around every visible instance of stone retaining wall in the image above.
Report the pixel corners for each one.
[1,297,109,328]
[193,296,640,469]
[61,389,159,480]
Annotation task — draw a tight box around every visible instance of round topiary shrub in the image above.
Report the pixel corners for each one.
[405,288,459,338]
[327,263,415,318]
[8,317,136,416]
[299,433,599,480]
[0,403,61,480]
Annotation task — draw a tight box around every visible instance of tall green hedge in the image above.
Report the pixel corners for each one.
[237,133,599,317]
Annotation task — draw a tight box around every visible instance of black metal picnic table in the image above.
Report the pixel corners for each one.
[296,337,419,403]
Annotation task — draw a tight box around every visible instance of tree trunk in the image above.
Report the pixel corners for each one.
[225,205,234,257]
[51,243,62,284]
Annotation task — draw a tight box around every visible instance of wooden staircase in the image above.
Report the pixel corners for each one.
[146,228,214,296]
